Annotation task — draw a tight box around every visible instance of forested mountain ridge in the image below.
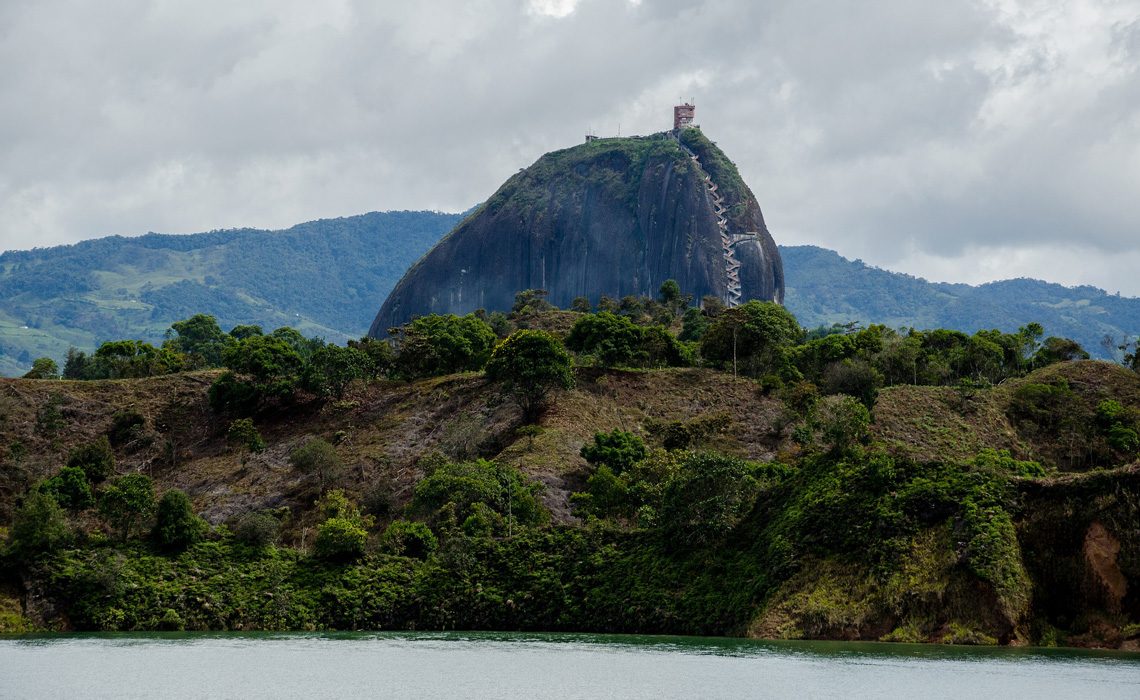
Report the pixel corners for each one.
[0,211,461,376]
[781,245,1140,357]
[3,214,1140,377]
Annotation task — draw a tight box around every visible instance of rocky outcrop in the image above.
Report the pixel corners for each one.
[370,130,783,335]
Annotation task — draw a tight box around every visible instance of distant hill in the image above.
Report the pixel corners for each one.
[3,216,1139,376]
[0,211,461,376]
[780,245,1140,358]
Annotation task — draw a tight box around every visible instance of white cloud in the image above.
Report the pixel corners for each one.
[1,0,1139,294]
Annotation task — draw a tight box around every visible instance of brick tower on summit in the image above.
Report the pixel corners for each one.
[673,102,696,130]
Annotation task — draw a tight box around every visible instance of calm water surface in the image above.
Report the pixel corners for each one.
[1,631,1138,699]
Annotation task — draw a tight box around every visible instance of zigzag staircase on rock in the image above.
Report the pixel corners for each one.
[673,133,756,308]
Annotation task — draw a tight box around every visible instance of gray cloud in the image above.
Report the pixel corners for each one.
[2,0,1139,294]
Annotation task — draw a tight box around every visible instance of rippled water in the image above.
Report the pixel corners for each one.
[1,632,1138,699]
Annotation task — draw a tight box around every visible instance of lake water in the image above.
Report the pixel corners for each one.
[1,632,1138,699]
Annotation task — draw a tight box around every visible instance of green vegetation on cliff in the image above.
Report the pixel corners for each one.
[2,289,1138,648]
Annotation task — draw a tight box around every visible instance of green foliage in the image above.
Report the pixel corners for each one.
[679,307,709,342]
[223,334,304,398]
[35,394,67,437]
[234,510,281,548]
[510,289,554,317]
[67,436,115,483]
[152,489,207,552]
[700,301,802,377]
[226,418,266,453]
[580,429,647,475]
[565,312,687,368]
[303,343,372,401]
[1032,337,1090,368]
[98,474,156,542]
[289,438,344,491]
[207,371,261,416]
[486,330,574,422]
[23,357,59,379]
[163,314,233,368]
[39,466,94,511]
[380,520,438,559]
[411,458,544,528]
[347,337,394,380]
[7,490,71,559]
[813,395,871,454]
[649,413,731,451]
[971,449,1046,478]
[314,518,369,561]
[660,452,766,548]
[565,312,645,367]
[389,313,497,379]
[107,410,146,447]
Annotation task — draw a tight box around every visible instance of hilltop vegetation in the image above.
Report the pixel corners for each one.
[4,214,1140,377]
[782,245,1140,361]
[2,286,1138,648]
[0,211,460,377]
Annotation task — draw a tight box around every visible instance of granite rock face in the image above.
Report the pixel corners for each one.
[370,130,783,336]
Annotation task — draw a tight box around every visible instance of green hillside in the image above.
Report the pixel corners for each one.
[3,219,1140,377]
[0,211,460,376]
[781,245,1140,358]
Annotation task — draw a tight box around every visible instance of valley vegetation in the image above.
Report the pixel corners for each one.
[1,284,1138,648]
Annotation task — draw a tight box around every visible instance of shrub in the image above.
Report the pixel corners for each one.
[411,458,544,527]
[565,312,645,367]
[314,518,368,561]
[7,490,71,559]
[67,436,115,483]
[485,330,574,422]
[380,520,438,559]
[580,429,647,475]
[660,452,763,548]
[23,357,59,379]
[233,510,282,548]
[107,410,146,447]
[289,438,344,491]
[814,395,870,454]
[98,473,156,541]
[389,313,497,379]
[227,418,266,453]
[207,371,261,416]
[39,466,94,511]
[153,489,207,552]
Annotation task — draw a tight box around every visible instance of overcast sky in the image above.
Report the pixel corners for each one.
[2,0,1138,294]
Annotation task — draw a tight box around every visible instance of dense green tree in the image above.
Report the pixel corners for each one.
[233,510,281,548]
[700,301,802,377]
[7,490,71,559]
[389,313,497,379]
[510,289,554,316]
[380,520,437,559]
[82,340,188,379]
[98,473,156,541]
[23,357,59,379]
[164,314,233,367]
[485,330,574,422]
[229,324,263,340]
[660,452,762,548]
[314,517,368,560]
[347,337,394,380]
[62,347,91,379]
[412,458,544,528]
[223,334,304,394]
[67,436,115,483]
[565,312,645,367]
[39,466,94,511]
[304,344,370,398]
[814,394,871,454]
[580,429,647,475]
[1032,337,1090,368]
[153,489,207,552]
